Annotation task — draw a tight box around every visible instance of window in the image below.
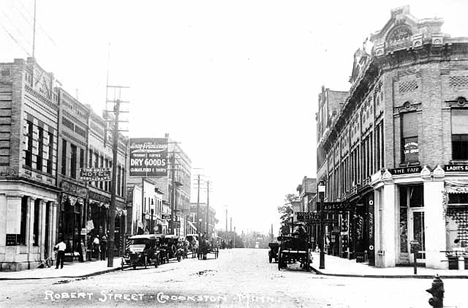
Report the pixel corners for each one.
[33,200,39,246]
[24,121,33,167]
[47,132,53,174]
[70,144,77,179]
[79,148,84,169]
[401,112,419,163]
[452,109,468,160]
[61,140,67,175]
[19,197,28,245]
[449,193,468,204]
[36,127,44,171]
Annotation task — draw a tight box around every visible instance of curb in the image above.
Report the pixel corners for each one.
[0,266,126,281]
[310,266,468,279]
[0,262,179,281]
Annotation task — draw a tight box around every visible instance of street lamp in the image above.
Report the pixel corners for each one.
[318,181,326,269]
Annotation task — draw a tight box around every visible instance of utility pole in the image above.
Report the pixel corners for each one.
[170,149,176,235]
[106,85,129,268]
[206,180,210,237]
[197,174,201,237]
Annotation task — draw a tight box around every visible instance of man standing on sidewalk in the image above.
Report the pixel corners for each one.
[54,238,66,269]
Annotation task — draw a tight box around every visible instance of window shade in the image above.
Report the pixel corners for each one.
[402,112,418,137]
[452,109,468,134]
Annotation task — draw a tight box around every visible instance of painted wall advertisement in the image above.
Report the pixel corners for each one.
[129,138,168,177]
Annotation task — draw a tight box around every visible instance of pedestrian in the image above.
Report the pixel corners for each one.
[54,238,66,269]
[100,236,107,261]
[93,236,100,259]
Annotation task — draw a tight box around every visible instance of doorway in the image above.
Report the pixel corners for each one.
[409,209,425,262]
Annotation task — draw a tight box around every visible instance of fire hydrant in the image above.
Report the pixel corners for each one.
[426,274,444,308]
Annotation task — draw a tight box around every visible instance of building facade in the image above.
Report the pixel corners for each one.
[0,58,60,270]
[317,6,468,269]
[127,134,192,237]
[0,57,129,271]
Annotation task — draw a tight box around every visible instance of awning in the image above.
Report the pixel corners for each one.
[445,180,468,194]
[187,221,197,231]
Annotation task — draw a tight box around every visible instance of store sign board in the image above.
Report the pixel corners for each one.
[323,202,352,212]
[296,212,319,221]
[388,166,422,175]
[129,138,168,177]
[444,164,468,172]
[80,168,111,181]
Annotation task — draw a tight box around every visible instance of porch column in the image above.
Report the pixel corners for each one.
[423,167,447,269]
[5,195,22,262]
[377,177,397,268]
[51,201,58,259]
[39,200,46,260]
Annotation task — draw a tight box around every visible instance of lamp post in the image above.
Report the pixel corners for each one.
[318,181,326,269]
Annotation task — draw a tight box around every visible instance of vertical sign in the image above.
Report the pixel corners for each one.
[129,138,168,177]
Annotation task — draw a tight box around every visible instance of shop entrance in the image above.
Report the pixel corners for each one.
[398,184,425,264]
[409,209,425,263]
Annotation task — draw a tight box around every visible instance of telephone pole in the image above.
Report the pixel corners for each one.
[197,174,201,236]
[106,86,129,268]
[206,180,210,237]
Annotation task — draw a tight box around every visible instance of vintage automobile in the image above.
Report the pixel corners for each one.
[121,234,160,270]
[156,234,179,263]
[277,225,313,271]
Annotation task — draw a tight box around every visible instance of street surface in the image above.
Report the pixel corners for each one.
[1,248,468,308]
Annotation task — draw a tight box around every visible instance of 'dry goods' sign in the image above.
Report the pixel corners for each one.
[129,138,168,177]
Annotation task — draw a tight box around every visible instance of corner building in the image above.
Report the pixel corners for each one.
[317,6,468,269]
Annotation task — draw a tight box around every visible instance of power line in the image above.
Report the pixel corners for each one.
[2,12,32,47]
[0,21,31,57]
[16,0,57,47]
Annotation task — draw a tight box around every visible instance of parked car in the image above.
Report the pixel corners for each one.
[121,234,160,270]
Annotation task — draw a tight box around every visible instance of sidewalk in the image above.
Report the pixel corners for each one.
[0,257,125,280]
[310,252,468,279]
[2,252,468,280]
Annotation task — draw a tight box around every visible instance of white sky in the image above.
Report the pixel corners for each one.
[0,0,466,235]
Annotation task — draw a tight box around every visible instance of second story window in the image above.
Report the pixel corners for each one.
[36,127,44,172]
[452,109,468,160]
[24,121,33,167]
[70,144,77,179]
[47,132,53,174]
[401,112,419,164]
[61,140,67,175]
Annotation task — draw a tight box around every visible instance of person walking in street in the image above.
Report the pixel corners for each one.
[100,236,107,261]
[54,238,66,269]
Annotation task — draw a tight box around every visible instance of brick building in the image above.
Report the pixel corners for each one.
[0,58,60,270]
[0,57,128,271]
[127,134,192,237]
[317,6,468,269]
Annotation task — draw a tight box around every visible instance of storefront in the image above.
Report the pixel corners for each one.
[59,180,88,260]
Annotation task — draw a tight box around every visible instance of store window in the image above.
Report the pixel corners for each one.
[401,111,419,164]
[451,108,468,160]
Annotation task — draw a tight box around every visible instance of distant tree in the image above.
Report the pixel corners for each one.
[277,194,297,235]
